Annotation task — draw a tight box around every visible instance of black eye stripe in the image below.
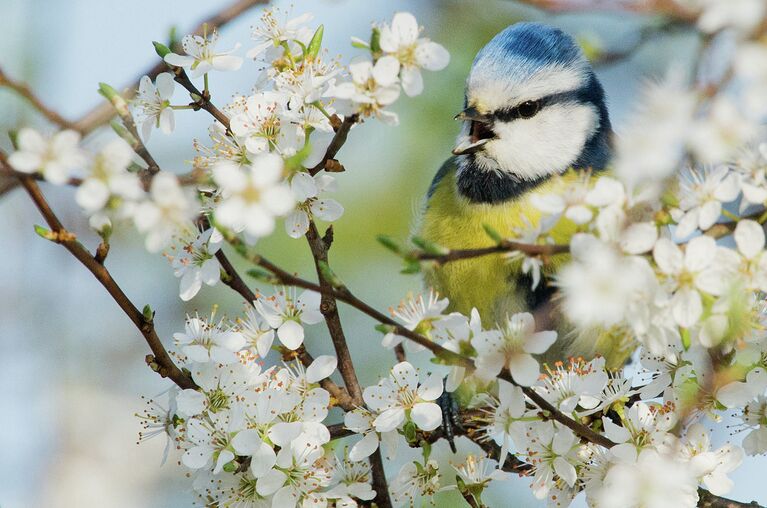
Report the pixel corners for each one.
[492,89,582,122]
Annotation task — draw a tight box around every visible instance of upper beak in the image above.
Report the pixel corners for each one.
[454,106,492,124]
[452,106,493,155]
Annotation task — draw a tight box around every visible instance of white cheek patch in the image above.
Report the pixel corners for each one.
[469,64,588,113]
[483,102,599,180]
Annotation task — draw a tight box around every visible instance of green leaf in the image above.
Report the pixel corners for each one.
[33,224,54,241]
[370,27,381,54]
[110,120,137,147]
[246,268,278,284]
[482,223,503,243]
[142,304,154,322]
[681,327,691,350]
[318,260,344,288]
[98,82,129,116]
[374,323,397,334]
[307,25,324,59]
[403,421,417,443]
[401,259,422,274]
[377,235,403,255]
[222,461,237,473]
[411,236,449,256]
[7,129,18,149]
[153,41,171,58]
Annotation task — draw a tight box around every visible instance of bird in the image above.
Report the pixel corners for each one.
[414,22,626,368]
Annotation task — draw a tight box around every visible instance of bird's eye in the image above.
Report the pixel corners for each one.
[517,100,541,119]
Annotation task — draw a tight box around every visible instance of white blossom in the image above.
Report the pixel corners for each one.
[212,153,295,241]
[326,58,401,125]
[170,227,223,301]
[133,72,175,140]
[253,287,323,350]
[75,139,142,214]
[133,172,194,252]
[377,12,450,97]
[285,171,344,238]
[173,312,245,364]
[8,128,85,184]
[672,166,740,239]
[389,459,441,507]
[164,28,243,77]
[472,312,556,385]
[363,361,443,432]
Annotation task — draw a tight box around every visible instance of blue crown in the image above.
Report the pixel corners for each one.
[470,22,588,86]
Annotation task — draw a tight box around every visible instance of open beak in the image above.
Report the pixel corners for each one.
[454,106,492,124]
[452,107,494,155]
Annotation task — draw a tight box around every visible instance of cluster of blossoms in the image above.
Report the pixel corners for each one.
[9,2,767,508]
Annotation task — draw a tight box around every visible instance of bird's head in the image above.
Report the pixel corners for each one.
[453,22,611,198]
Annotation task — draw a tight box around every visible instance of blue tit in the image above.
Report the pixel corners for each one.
[415,22,626,367]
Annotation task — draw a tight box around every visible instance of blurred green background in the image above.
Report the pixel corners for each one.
[2,1,762,507]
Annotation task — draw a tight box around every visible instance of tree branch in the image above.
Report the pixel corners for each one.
[414,240,569,264]
[309,114,359,176]
[72,0,268,134]
[0,67,80,131]
[511,0,698,22]
[8,166,194,390]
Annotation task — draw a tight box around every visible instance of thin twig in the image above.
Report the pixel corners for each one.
[512,0,698,22]
[0,67,79,131]
[204,216,356,410]
[72,0,269,134]
[10,168,194,389]
[415,240,569,264]
[309,114,359,176]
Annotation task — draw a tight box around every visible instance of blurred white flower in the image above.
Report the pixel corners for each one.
[559,234,659,330]
[678,0,767,34]
[689,98,761,164]
[285,171,344,238]
[472,312,556,385]
[8,128,86,184]
[75,139,142,214]
[531,175,593,224]
[164,28,243,77]
[613,74,696,187]
[733,143,767,210]
[363,361,443,432]
[378,12,450,96]
[133,172,194,252]
[212,153,295,241]
[133,73,175,140]
[595,448,699,508]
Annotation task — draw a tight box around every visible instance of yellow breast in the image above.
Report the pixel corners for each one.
[416,164,578,326]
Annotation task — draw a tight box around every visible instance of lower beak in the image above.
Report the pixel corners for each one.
[452,138,490,155]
